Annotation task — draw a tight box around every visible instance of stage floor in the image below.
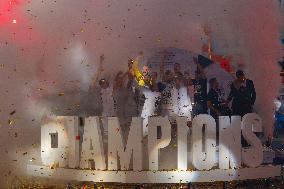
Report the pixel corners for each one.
[27,164,281,184]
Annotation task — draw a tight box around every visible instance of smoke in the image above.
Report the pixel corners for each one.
[0,0,282,186]
[225,0,283,136]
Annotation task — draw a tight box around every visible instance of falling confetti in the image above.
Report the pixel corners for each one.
[58,92,64,96]
[9,110,16,115]
[8,120,14,125]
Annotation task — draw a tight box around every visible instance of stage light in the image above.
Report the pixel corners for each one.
[12,19,17,24]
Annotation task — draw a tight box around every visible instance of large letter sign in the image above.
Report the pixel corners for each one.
[80,117,106,170]
[191,114,216,170]
[219,116,242,169]
[32,114,281,183]
[241,113,263,168]
[108,117,143,170]
[176,116,189,171]
[148,116,171,170]
[41,116,77,167]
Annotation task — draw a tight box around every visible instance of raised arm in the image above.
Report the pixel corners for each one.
[126,60,135,88]
[113,70,129,91]
[131,52,148,86]
[91,54,104,87]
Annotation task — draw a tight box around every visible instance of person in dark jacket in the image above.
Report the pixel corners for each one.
[207,77,228,145]
[227,70,256,117]
[192,57,208,116]
[207,78,224,120]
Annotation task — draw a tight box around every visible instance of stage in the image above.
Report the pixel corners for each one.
[27,164,281,183]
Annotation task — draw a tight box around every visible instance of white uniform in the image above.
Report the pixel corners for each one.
[161,82,178,122]
[140,87,161,136]
[177,86,192,121]
[161,82,192,122]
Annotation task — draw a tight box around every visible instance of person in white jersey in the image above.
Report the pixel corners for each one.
[129,53,161,136]
[173,72,192,121]
[159,52,192,125]
[139,71,161,136]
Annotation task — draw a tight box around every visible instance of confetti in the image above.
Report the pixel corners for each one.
[29,158,36,162]
[8,120,14,125]
[9,110,16,115]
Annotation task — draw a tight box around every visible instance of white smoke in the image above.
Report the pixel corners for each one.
[0,0,282,186]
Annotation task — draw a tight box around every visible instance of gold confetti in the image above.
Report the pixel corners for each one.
[29,158,36,162]
[9,110,16,115]
[8,120,14,125]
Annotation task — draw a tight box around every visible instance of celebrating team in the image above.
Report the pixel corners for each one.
[88,52,256,138]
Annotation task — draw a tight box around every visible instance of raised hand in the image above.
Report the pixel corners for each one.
[91,54,105,87]
[128,59,133,70]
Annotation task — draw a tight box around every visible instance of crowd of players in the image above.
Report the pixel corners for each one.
[88,52,256,138]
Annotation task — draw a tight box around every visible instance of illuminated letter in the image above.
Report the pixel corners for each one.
[41,116,72,167]
[219,116,241,169]
[176,116,189,170]
[241,113,263,168]
[80,117,106,170]
[65,116,80,168]
[191,114,216,170]
[108,117,143,170]
[148,116,171,170]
